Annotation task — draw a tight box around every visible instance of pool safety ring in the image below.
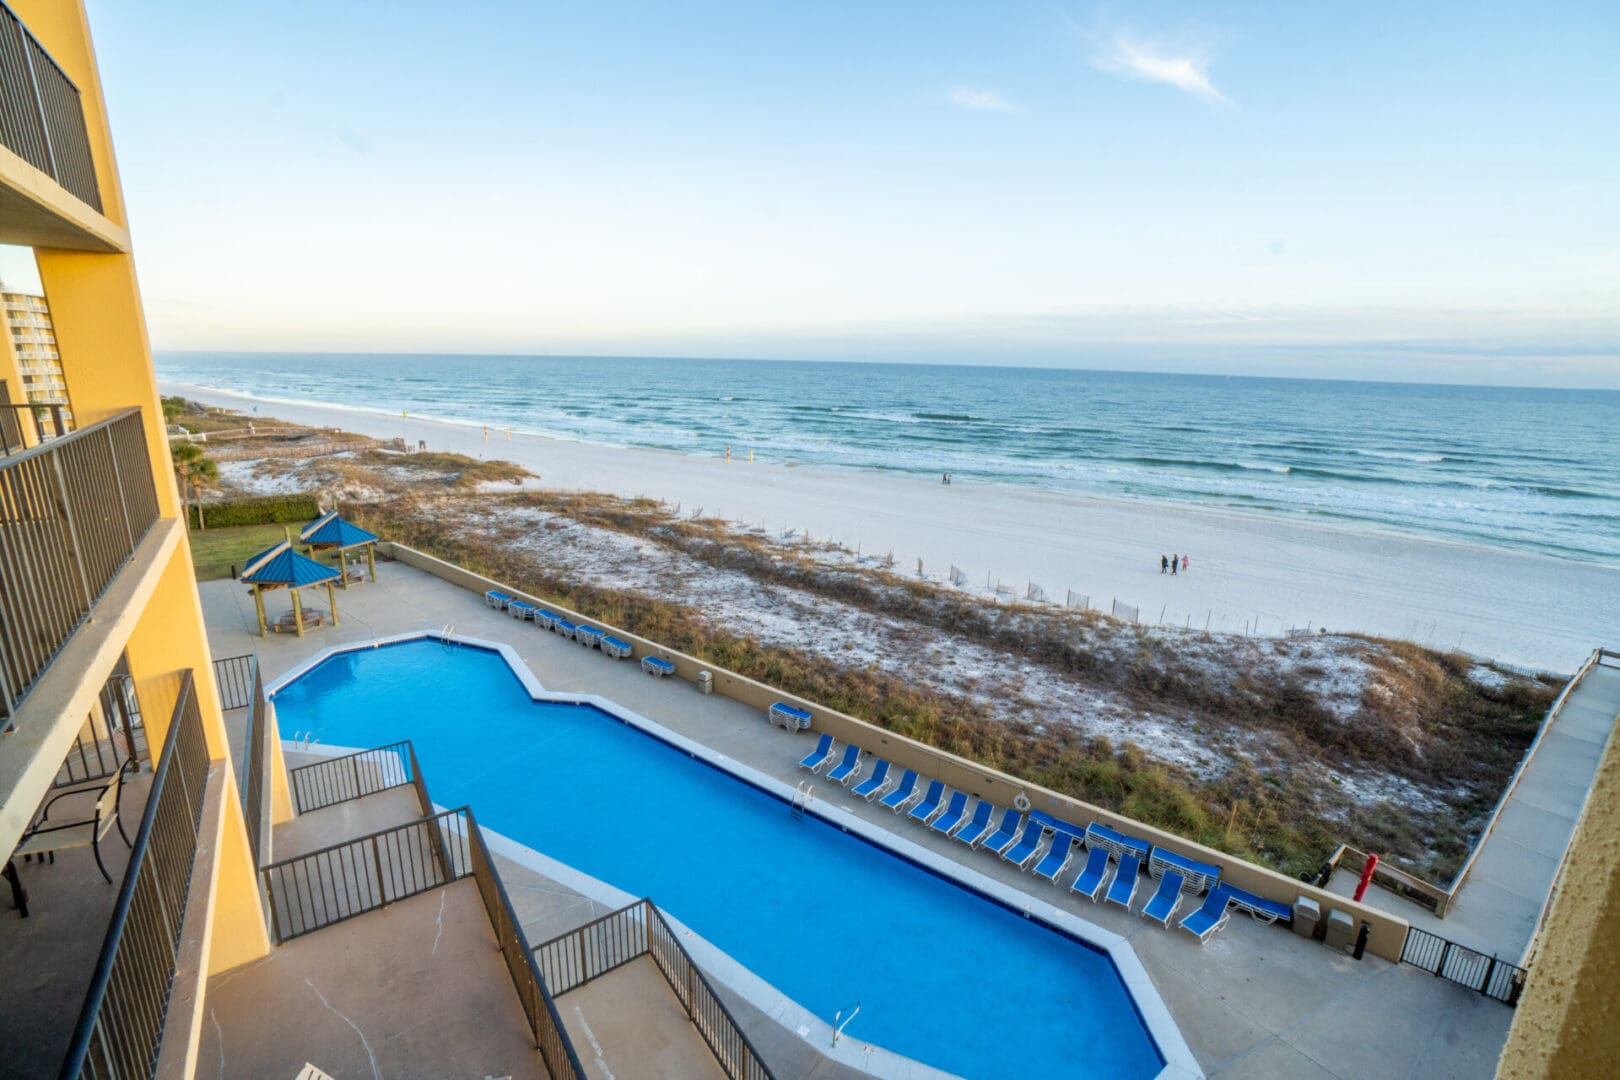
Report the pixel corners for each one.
[1013,792,1032,812]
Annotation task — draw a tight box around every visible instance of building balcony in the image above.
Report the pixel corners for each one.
[0,2,102,213]
[0,407,157,723]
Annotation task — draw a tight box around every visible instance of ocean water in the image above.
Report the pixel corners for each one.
[157,352,1620,566]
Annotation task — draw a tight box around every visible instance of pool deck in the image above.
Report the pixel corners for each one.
[200,562,1518,1080]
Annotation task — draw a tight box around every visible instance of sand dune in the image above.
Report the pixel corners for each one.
[163,381,1619,672]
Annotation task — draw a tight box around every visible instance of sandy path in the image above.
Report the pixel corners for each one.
[164,381,1619,672]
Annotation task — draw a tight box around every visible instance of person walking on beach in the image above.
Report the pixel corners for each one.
[1181,554,1189,573]
[1170,553,1178,576]
[1160,554,1169,574]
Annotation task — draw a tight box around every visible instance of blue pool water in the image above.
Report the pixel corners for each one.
[272,640,1166,1080]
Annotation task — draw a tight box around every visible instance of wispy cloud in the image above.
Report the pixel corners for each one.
[1093,35,1232,106]
[947,87,1017,113]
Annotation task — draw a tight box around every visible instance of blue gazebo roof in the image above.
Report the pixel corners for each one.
[300,510,378,549]
[241,541,341,588]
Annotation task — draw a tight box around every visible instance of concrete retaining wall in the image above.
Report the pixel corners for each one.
[381,540,1413,961]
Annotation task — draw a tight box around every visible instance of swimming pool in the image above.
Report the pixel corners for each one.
[271,638,1174,1079]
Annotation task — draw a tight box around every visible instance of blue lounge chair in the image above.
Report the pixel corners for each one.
[879,769,921,812]
[769,702,813,731]
[907,781,947,824]
[1000,822,1047,869]
[798,733,835,773]
[534,610,558,631]
[1034,833,1078,882]
[1225,885,1293,925]
[600,635,632,659]
[1142,870,1186,927]
[826,745,861,785]
[640,655,675,677]
[554,618,578,639]
[484,589,512,609]
[928,792,970,836]
[1069,845,1111,901]
[981,809,1024,854]
[1179,885,1235,942]
[851,760,892,800]
[1105,852,1142,909]
[575,625,603,648]
[952,801,996,847]
[508,599,536,620]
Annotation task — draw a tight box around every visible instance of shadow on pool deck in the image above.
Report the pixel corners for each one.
[201,562,1516,1080]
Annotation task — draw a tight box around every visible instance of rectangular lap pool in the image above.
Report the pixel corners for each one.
[271,639,1169,1080]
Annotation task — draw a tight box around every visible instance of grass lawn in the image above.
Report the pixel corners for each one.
[188,524,297,581]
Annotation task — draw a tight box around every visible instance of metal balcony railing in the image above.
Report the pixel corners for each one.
[0,1,102,211]
[60,669,212,1080]
[0,408,159,721]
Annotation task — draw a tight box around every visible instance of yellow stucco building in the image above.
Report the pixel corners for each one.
[1,0,273,1073]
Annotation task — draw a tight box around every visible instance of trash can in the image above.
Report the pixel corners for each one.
[1292,896,1321,940]
[697,671,713,695]
[1324,908,1356,951]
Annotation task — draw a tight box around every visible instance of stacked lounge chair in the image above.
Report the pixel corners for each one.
[1033,833,1078,882]
[952,802,997,847]
[575,625,603,649]
[554,618,578,640]
[769,702,813,732]
[879,769,922,812]
[508,599,536,620]
[600,635,633,659]
[1105,852,1143,909]
[851,760,893,800]
[1000,821,1048,869]
[1148,847,1222,896]
[1069,845,1111,901]
[929,792,971,836]
[1141,870,1186,927]
[640,655,676,677]
[907,781,947,825]
[534,609,558,631]
[825,745,862,784]
[798,733,836,773]
[1224,884,1292,925]
[484,590,512,610]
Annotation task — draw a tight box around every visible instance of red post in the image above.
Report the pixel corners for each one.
[1354,853,1379,903]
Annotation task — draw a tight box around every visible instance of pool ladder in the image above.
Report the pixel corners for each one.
[832,1001,861,1047]
[790,781,815,819]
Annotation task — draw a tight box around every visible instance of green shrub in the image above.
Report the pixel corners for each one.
[187,494,320,529]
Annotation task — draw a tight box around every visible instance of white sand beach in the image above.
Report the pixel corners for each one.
[163,381,1620,672]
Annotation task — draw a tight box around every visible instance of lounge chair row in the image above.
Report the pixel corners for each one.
[483,590,633,659]
[796,734,1289,944]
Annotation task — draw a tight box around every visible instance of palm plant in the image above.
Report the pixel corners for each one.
[170,441,219,529]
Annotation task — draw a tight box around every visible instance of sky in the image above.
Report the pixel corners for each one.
[4,1,1618,387]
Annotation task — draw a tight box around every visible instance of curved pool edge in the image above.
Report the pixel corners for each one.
[267,630,1203,1080]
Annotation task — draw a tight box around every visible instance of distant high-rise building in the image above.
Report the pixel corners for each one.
[1,289,74,429]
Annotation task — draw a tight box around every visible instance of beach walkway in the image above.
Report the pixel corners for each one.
[1329,653,1620,962]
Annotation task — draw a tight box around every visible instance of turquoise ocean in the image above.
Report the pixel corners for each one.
[157,352,1620,567]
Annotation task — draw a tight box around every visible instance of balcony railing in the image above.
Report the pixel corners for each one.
[0,1,102,211]
[0,408,159,721]
[60,669,212,1079]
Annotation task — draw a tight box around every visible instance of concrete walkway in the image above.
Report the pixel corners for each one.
[1329,657,1620,961]
[200,563,1520,1080]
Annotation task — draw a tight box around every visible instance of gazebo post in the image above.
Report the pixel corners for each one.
[338,547,350,590]
[252,584,267,637]
[292,587,305,638]
[366,542,377,583]
[327,580,339,625]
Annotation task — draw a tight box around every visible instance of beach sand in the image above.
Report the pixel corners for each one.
[164,381,1619,672]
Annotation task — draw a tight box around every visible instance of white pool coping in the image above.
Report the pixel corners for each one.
[268,630,1202,1080]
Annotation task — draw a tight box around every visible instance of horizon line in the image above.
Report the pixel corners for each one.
[153,347,1620,395]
